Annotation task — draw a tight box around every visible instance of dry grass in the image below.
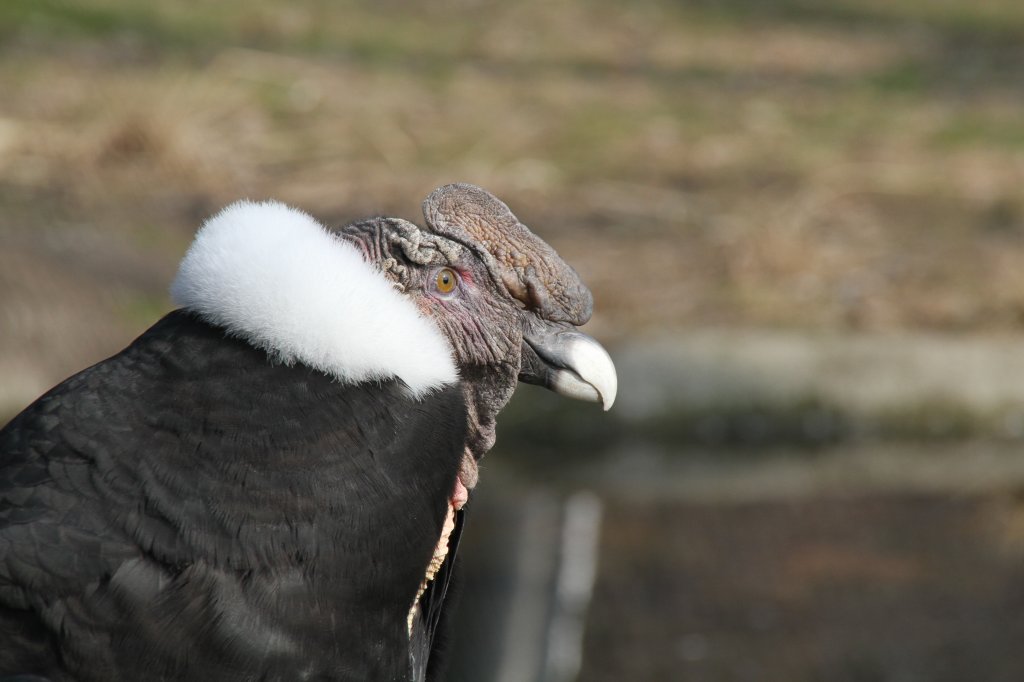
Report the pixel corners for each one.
[2,0,1024,402]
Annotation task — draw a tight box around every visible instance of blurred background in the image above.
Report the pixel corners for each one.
[3,0,1024,680]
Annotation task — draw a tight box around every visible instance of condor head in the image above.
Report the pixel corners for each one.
[337,183,617,479]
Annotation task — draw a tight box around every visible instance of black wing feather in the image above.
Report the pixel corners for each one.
[0,310,466,681]
[414,508,466,682]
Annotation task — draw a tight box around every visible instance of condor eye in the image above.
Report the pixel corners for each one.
[434,268,458,295]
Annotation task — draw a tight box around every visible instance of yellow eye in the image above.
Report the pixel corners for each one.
[435,268,457,294]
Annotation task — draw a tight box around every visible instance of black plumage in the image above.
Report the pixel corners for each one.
[1,312,463,681]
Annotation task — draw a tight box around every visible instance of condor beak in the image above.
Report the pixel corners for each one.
[521,328,618,410]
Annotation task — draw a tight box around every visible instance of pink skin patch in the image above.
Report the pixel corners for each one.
[452,476,469,510]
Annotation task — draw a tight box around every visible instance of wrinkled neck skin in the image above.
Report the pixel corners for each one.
[336,219,521,474]
[457,363,517,463]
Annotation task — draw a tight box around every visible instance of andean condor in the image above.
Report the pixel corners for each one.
[0,184,617,681]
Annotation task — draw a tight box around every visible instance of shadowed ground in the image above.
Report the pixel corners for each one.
[584,492,1024,682]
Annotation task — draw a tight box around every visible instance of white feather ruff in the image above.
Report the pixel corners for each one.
[170,200,458,398]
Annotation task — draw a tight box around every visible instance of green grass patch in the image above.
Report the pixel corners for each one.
[636,0,1024,43]
[931,116,1024,150]
[116,292,172,328]
[0,0,224,49]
